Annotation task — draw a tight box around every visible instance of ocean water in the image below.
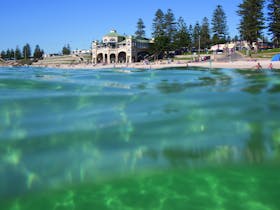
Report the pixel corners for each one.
[0,66,280,210]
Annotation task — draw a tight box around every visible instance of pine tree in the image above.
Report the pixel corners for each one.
[135,18,146,38]
[33,45,44,59]
[6,49,11,60]
[174,17,191,51]
[212,5,228,43]
[268,0,280,47]
[62,44,71,55]
[188,24,194,49]
[15,46,22,60]
[164,9,177,43]
[193,22,201,51]
[1,50,6,59]
[152,9,165,38]
[23,43,31,60]
[152,36,170,59]
[10,49,15,60]
[237,0,265,44]
[200,17,211,50]
[212,34,220,45]
[151,9,169,58]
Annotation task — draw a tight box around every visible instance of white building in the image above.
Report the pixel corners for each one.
[72,49,91,55]
[92,30,153,64]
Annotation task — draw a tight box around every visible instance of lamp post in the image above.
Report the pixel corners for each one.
[198,35,201,60]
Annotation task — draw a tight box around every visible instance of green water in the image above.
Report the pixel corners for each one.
[1,66,280,210]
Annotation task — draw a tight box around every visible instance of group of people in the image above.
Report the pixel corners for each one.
[255,62,273,70]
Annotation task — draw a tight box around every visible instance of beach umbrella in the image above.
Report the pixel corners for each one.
[271,54,280,61]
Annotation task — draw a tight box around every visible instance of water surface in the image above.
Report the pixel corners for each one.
[1,66,280,210]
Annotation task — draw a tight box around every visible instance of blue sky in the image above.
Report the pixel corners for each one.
[0,0,243,53]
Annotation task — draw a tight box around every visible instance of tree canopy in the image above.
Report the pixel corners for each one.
[212,5,228,44]
[0,44,43,61]
[15,46,22,60]
[152,9,165,38]
[0,50,5,59]
[268,0,280,47]
[62,44,71,55]
[237,0,265,44]
[135,18,146,38]
[164,9,177,43]
[151,9,171,57]
[173,17,191,50]
[200,17,211,49]
[193,22,201,50]
[33,45,44,59]
[22,43,31,60]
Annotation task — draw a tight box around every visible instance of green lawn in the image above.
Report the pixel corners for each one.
[241,48,280,59]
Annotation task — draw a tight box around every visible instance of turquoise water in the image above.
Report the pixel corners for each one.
[1,66,280,210]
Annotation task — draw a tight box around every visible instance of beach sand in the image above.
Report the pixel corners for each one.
[31,59,280,70]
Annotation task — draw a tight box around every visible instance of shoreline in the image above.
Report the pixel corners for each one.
[2,59,280,70]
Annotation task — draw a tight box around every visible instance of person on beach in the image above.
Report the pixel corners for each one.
[255,62,262,70]
[268,63,273,70]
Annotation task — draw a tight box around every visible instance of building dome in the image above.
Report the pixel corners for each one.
[103,29,125,44]
[105,29,122,37]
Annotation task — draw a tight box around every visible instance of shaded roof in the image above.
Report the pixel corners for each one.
[135,38,151,43]
[132,36,153,43]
